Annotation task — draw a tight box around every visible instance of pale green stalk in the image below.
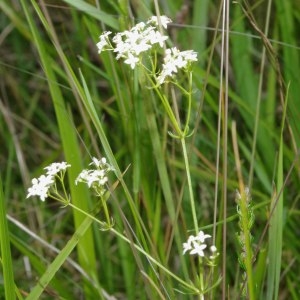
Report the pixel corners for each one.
[146,57,202,296]
[110,227,199,293]
[181,71,199,234]
[63,199,199,294]
[146,70,199,235]
[150,81,183,137]
[183,72,193,135]
[180,137,198,233]
[156,69,202,296]
[199,263,205,300]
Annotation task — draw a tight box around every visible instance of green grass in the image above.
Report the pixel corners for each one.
[1,0,300,299]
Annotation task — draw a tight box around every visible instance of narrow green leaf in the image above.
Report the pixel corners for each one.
[61,0,119,29]
[266,87,288,300]
[25,214,98,300]
[20,0,98,290]
[0,176,16,300]
[275,0,300,147]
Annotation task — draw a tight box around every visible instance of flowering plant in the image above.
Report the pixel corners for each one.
[27,162,71,202]
[183,230,219,263]
[75,157,114,195]
[96,16,221,296]
[27,157,114,229]
[96,16,220,297]
[26,15,219,298]
[96,16,197,138]
[97,15,200,243]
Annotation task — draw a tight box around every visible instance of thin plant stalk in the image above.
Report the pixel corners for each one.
[64,199,200,294]
[181,137,198,233]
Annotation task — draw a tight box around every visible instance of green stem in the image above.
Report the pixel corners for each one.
[183,72,193,135]
[180,138,198,233]
[101,196,112,227]
[109,227,199,293]
[67,201,199,293]
[199,261,205,300]
[145,72,183,137]
[67,202,108,228]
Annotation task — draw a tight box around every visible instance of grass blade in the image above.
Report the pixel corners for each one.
[20,0,98,292]
[61,0,118,29]
[275,0,300,147]
[266,86,288,300]
[25,214,101,300]
[0,176,16,300]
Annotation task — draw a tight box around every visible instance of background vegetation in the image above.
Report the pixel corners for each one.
[1,0,300,299]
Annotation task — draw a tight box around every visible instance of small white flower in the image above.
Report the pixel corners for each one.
[132,40,152,55]
[76,169,107,188]
[190,241,207,257]
[96,31,112,53]
[134,21,146,31]
[26,161,71,201]
[124,53,140,69]
[182,243,192,254]
[157,64,177,85]
[209,245,219,260]
[147,29,168,47]
[26,175,54,201]
[90,157,106,168]
[126,30,140,44]
[90,157,114,172]
[183,230,213,258]
[147,16,172,29]
[195,231,211,243]
[112,32,123,44]
[44,162,71,176]
[76,157,113,195]
[210,245,217,253]
[183,236,194,254]
[157,47,198,84]
[181,50,198,62]
[114,41,130,60]
[97,16,174,71]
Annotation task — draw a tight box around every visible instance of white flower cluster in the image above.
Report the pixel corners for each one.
[26,162,70,201]
[75,157,114,196]
[96,16,170,69]
[157,47,198,85]
[96,16,197,84]
[183,230,218,259]
[27,158,114,201]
